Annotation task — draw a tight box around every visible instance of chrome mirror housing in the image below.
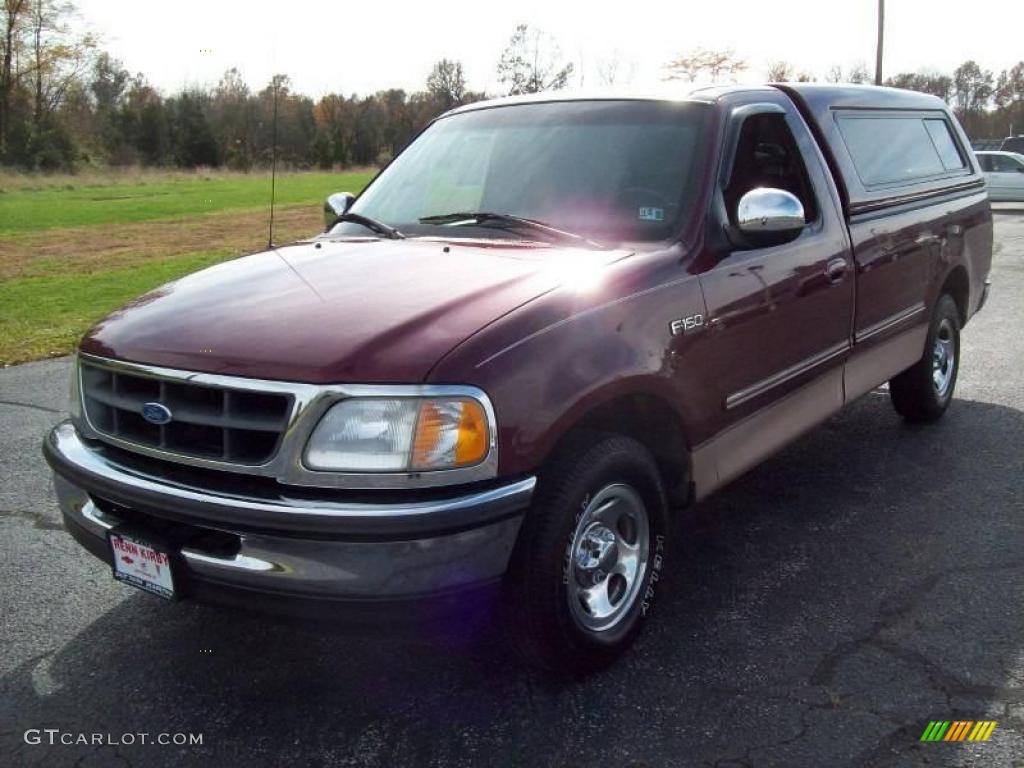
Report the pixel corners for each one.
[323,192,356,230]
[736,187,805,236]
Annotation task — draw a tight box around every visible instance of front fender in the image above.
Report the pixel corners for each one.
[428,254,708,476]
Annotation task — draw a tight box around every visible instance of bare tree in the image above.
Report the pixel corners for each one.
[952,60,994,135]
[1,0,91,156]
[664,47,747,83]
[30,0,93,127]
[824,62,870,85]
[497,24,574,96]
[426,58,467,109]
[994,62,1023,108]
[994,62,1024,134]
[596,50,636,87]
[1,0,28,154]
[886,70,953,101]
[847,62,871,84]
[765,60,793,82]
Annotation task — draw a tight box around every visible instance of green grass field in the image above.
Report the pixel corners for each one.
[0,251,233,363]
[0,169,374,364]
[0,169,376,234]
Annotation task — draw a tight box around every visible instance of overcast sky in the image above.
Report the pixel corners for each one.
[75,0,1021,97]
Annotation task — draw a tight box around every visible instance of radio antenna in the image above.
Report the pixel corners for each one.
[267,76,279,248]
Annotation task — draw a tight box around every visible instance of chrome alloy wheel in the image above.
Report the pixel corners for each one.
[932,317,956,399]
[567,483,650,632]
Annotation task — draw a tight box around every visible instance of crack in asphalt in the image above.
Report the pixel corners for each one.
[700,560,1024,767]
[0,399,63,415]
[0,507,64,531]
[823,559,1024,767]
[703,688,909,768]
[812,559,1024,696]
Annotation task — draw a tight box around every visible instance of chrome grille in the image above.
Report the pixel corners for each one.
[80,359,292,465]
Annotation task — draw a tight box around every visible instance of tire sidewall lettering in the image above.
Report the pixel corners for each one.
[563,483,667,624]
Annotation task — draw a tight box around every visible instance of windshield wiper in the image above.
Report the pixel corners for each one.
[419,211,607,249]
[329,211,404,239]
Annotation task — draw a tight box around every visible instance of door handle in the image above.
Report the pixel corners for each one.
[915,232,941,246]
[825,257,848,284]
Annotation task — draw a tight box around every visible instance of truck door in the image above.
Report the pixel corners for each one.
[836,113,971,354]
[692,102,854,488]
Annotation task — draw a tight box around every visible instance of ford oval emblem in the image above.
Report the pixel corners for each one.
[141,402,173,425]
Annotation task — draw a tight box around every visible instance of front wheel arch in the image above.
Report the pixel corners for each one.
[505,432,671,673]
[539,390,694,507]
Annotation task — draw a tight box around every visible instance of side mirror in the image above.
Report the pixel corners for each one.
[324,192,356,229]
[736,188,805,239]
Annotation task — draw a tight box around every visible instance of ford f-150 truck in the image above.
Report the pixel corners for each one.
[44,84,993,673]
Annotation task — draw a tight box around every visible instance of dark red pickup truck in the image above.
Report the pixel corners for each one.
[45,84,992,673]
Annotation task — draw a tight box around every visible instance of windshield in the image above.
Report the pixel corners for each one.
[338,100,712,245]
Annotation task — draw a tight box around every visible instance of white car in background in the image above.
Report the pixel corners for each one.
[975,151,1024,202]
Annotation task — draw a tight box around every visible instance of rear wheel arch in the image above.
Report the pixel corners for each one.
[890,293,961,422]
[938,264,970,326]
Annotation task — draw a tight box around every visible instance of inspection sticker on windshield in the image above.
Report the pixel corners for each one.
[638,207,664,222]
[108,531,176,600]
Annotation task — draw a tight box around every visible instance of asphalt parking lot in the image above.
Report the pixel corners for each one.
[2,210,1023,768]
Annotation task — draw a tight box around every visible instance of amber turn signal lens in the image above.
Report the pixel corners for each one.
[411,398,489,471]
[454,399,488,464]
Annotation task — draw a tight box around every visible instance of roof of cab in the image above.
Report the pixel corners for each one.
[778,83,949,127]
[782,83,946,109]
[442,83,949,120]
[441,88,713,117]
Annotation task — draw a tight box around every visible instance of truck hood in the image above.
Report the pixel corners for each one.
[80,237,631,383]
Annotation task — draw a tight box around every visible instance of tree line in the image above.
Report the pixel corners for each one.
[1,2,1022,173]
[0,4,576,172]
[673,50,1024,141]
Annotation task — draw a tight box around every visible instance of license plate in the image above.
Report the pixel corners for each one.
[107,530,177,600]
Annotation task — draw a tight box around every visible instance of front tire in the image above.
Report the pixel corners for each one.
[506,433,669,675]
[889,294,961,422]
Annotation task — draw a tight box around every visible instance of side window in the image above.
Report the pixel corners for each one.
[839,116,942,186]
[991,154,1021,172]
[837,113,971,189]
[923,119,965,171]
[976,154,992,172]
[723,113,818,226]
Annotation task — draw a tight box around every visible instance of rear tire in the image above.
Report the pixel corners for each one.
[505,433,669,675]
[889,294,960,423]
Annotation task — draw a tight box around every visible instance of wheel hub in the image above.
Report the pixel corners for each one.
[566,484,650,633]
[931,317,956,398]
[574,523,618,586]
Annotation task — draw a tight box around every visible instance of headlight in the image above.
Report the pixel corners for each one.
[304,397,491,473]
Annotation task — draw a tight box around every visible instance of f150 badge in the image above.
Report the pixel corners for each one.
[670,314,704,336]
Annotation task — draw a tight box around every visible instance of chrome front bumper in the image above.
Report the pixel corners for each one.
[44,421,534,605]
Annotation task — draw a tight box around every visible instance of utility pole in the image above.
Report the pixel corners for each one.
[874,0,885,85]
